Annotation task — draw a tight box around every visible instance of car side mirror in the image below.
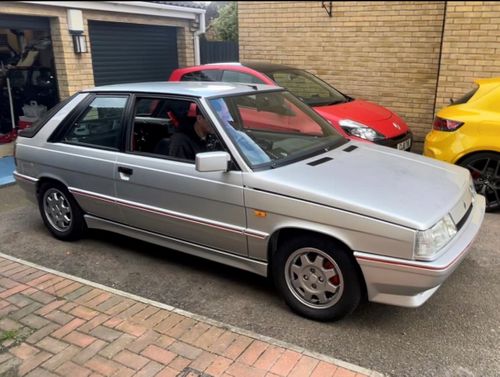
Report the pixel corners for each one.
[195,151,231,172]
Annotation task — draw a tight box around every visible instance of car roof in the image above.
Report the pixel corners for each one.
[202,62,296,73]
[82,81,279,97]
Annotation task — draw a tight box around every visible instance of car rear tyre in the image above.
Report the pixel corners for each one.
[38,182,86,240]
[459,152,500,212]
[273,236,361,321]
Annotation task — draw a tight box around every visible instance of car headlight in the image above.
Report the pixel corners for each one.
[338,119,385,141]
[415,214,457,260]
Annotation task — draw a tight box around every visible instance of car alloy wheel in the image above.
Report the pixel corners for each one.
[284,247,344,309]
[461,153,500,211]
[43,188,73,232]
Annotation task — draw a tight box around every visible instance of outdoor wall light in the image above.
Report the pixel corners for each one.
[72,33,87,53]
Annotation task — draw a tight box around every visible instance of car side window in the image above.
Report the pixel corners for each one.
[221,70,264,84]
[63,96,128,149]
[181,70,221,82]
[131,97,225,163]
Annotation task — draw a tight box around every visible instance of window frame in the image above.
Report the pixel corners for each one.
[221,70,265,85]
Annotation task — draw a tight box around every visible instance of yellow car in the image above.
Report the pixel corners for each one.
[424,78,500,211]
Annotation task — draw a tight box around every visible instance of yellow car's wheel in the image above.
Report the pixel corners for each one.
[459,152,500,211]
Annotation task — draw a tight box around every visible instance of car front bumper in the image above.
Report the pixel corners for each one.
[354,194,485,308]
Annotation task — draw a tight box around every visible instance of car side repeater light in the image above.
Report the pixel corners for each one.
[254,210,267,218]
[432,117,464,131]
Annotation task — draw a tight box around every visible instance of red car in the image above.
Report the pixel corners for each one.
[169,62,412,150]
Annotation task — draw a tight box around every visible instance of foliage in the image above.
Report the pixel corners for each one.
[210,2,238,42]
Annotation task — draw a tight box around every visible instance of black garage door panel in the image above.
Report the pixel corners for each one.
[89,21,178,86]
[0,15,50,30]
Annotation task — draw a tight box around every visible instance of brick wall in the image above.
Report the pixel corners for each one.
[239,1,446,145]
[435,1,500,112]
[1,2,195,99]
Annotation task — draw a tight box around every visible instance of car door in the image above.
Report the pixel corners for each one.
[48,94,129,224]
[114,95,248,256]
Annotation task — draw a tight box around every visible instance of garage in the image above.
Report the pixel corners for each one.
[0,14,58,136]
[88,21,179,86]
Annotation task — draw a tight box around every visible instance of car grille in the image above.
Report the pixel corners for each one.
[456,204,473,231]
[375,131,412,149]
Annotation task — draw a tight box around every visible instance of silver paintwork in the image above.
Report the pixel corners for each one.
[14,82,486,308]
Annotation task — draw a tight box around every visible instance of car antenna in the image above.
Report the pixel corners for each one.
[246,84,258,90]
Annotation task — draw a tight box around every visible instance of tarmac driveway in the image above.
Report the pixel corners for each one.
[0,184,499,377]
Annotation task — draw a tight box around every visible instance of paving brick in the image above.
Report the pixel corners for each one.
[26,323,60,344]
[3,265,30,278]
[192,326,225,351]
[131,306,160,323]
[85,355,121,376]
[64,331,98,348]
[189,351,217,372]
[18,270,46,284]
[51,279,75,293]
[51,318,85,339]
[115,320,147,337]
[10,268,39,282]
[166,317,196,339]
[102,316,124,329]
[11,301,43,320]
[0,304,17,317]
[36,337,70,354]
[179,321,211,345]
[254,346,284,371]
[70,305,99,320]
[333,367,358,377]
[75,289,103,305]
[112,365,135,377]
[288,355,319,377]
[36,299,65,316]
[0,357,21,376]
[141,310,170,328]
[154,313,184,335]
[45,310,74,325]
[10,343,39,360]
[79,314,110,333]
[168,355,190,372]
[126,330,160,353]
[134,361,164,377]
[205,355,233,377]
[117,302,147,319]
[60,302,78,313]
[95,296,123,312]
[98,334,135,359]
[0,317,22,331]
[113,349,149,370]
[65,286,93,301]
[25,274,54,288]
[155,366,178,377]
[141,344,176,365]
[0,284,28,299]
[56,281,83,297]
[226,361,266,377]
[104,299,135,316]
[72,339,108,365]
[207,331,238,355]
[56,361,92,377]
[19,314,49,330]
[85,292,112,308]
[310,361,338,377]
[24,367,60,377]
[222,335,253,360]
[41,345,80,371]
[18,350,52,376]
[238,340,269,366]
[0,277,18,289]
[269,350,301,377]
[38,276,65,291]
[155,334,176,348]
[90,325,122,342]
[28,290,56,305]
[168,341,203,361]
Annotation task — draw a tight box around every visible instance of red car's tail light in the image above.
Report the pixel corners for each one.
[433,116,464,131]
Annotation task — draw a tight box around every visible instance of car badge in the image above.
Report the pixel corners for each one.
[393,122,401,130]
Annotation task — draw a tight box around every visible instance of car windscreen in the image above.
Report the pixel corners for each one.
[208,90,346,170]
[267,69,349,107]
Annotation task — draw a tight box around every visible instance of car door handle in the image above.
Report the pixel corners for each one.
[118,167,133,179]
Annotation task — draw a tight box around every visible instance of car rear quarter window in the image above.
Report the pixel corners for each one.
[221,70,264,84]
[181,70,221,82]
[62,96,128,150]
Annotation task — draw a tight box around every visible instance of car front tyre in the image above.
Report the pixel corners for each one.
[273,236,362,321]
[38,182,86,241]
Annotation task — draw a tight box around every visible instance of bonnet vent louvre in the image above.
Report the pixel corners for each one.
[343,145,358,152]
[308,157,333,166]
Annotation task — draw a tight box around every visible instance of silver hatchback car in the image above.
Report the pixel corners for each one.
[14,82,485,321]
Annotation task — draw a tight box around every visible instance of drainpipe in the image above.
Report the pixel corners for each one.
[193,12,206,65]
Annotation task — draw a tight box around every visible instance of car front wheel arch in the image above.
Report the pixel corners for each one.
[268,228,367,321]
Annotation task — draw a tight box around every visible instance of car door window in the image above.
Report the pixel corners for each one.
[63,96,128,149]
[221,70,264,84]
[131,96,225,162]
[181,70,221,82]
